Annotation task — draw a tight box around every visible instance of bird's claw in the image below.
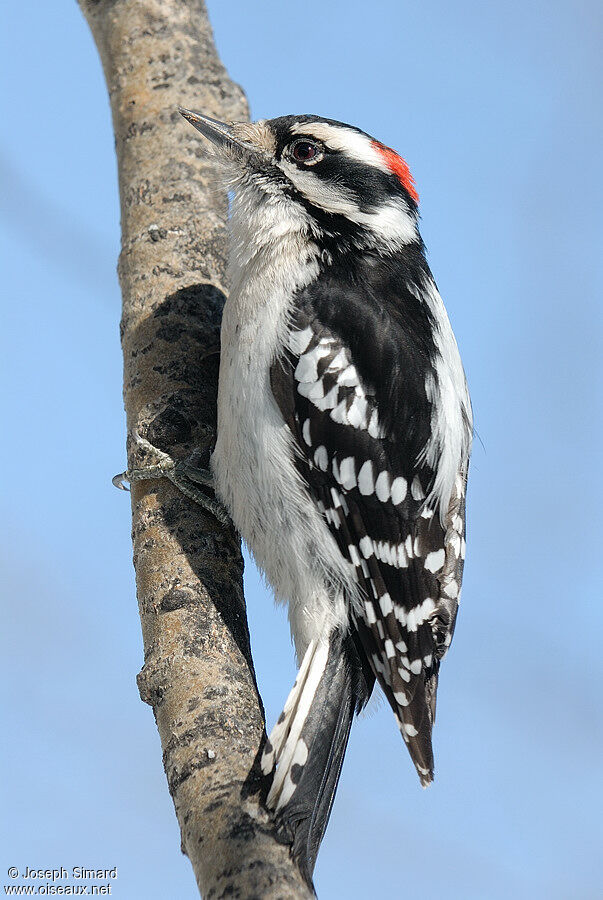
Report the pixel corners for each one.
[112,471,130,491]
[112,429,230,526]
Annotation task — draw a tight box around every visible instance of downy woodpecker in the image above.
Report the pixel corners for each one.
[176,110,473,882]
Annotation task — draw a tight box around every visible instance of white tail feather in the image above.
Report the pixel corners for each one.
[266,639,329,810]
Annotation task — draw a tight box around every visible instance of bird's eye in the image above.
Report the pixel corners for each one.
[291,140,321,164]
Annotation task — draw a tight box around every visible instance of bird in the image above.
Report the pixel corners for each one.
[125,108,473,885]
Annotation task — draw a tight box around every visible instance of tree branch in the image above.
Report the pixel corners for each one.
[77,1,313,896]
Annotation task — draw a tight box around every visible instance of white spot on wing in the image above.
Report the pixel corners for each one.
[330,398,349,425]
[375,470,390,502]
[358,460,375,495]
[326,348,348,372]
[338,456,356,490]
[297,379,325,401]
[406,597,437,631]
[288,327,313,355]
[348,544,361,566]
[397,543,409,568]
[449,532,461,557]
[364,600,377,625]
[425,548,445,573]
[359,535,373,558]
[411,476,425,500]
[302,419,312,446]
[316,384,339,410]
[314,445,328,471]
[379,593,393,616]
[347,396,368,428]
[338,365,359,386]
[294,351,318,383]
[443,579,459,599]
[368,409,385,438]
[391,476,407,505]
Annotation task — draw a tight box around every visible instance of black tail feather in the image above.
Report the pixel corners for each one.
[272,631,372,887]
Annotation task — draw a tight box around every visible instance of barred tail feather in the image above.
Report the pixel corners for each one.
[262,631,372,885]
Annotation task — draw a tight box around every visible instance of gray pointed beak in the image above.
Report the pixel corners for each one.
[179,107,269,170]
[178,107,237,148]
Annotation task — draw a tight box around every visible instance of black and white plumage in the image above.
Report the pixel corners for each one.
[180,109,473,883]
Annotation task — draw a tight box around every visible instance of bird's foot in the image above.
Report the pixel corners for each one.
[113,429,230,525]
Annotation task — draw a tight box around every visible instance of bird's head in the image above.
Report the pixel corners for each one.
[179,109,420,253]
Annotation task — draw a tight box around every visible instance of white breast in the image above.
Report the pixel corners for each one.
[211,188,354,657]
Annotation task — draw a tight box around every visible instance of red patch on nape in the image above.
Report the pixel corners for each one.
[371,140,419,204]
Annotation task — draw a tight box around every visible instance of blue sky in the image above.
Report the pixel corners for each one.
[2,1,602,897]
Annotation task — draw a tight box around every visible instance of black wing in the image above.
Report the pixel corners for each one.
[270,252,468,784]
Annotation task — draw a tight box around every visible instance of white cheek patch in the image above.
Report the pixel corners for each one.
[278,159,417,247]
[279,160,361,216]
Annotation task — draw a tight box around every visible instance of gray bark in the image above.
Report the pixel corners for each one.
[77,1,313,896]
